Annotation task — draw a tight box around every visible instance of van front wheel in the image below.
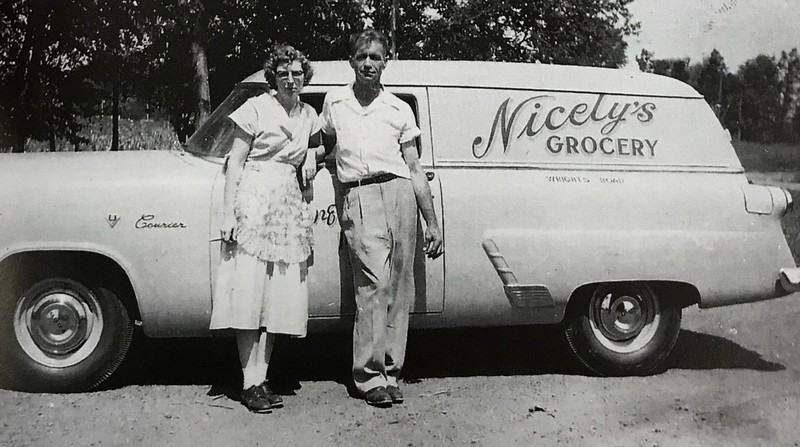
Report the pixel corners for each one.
[0,278,133,392]
[564,282,681,376]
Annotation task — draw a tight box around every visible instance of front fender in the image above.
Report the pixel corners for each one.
[0,151,219,336]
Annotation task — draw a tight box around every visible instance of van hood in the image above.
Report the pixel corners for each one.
[0,150,213,187]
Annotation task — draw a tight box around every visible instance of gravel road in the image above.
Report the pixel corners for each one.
[2,291,800,446]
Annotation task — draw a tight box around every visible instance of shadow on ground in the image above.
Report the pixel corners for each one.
[105,326,784,392]
[666,329,784,372]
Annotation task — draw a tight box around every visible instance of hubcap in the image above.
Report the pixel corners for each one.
[597,293,646,341]
[29,293,93,355]
[588,283,660,353]
[14,281,104,368]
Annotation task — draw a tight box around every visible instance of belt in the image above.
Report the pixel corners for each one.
[342,173,398,188]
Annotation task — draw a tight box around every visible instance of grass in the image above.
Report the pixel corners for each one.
[733,140,800,174]
[20,116,181,152]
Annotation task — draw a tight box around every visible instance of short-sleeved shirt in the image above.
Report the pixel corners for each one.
[229,92,320,167]
[319,84,421,183]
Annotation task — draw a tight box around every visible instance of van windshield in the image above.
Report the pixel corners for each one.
[185,83,270,158]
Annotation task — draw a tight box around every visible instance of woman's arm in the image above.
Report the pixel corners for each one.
[220,126,251,242]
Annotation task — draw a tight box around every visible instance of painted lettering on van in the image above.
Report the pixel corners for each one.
[471,94,657,159]
[546,136,657,157]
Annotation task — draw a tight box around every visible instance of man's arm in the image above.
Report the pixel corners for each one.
[401,140,443,259]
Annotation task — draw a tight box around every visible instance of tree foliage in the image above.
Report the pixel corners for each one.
[371,0,638,66]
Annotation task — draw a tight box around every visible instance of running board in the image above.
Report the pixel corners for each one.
[482,238,555,309]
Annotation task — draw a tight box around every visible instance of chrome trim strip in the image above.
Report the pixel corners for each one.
[433,159,744,174]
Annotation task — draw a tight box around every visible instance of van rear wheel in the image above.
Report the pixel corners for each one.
[564,282,681,376]
[0,277,133,392]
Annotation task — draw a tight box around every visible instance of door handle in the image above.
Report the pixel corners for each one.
[425,171,436,181]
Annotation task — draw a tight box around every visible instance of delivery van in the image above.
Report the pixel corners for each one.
[2,60,798,392]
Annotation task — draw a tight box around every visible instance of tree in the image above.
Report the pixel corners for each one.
[777,48,800,141]
[378,0,638,67]
[736,55,782,142]
[0,0,150,152]
[696,49,727,107]
[635,48,654,72]
[637,51,691,84]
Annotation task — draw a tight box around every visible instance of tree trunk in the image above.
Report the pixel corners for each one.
[7,20,35,153]
[111,75,120,151]
[391,0,398,60]
[191,2,211,130]
[6,1,48,153]
[47,106,56,152]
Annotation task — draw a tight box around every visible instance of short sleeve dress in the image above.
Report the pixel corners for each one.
[209,92,320,337]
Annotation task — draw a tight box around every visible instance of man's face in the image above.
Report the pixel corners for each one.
[350,40,387,86]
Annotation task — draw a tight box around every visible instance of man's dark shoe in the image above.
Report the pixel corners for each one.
[258,382,284,409]
[386,386,404,404]
[241,385,272,413]
[364,386,392,407]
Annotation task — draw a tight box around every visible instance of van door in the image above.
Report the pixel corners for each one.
[300,87,444,316]
[392,86,445,314]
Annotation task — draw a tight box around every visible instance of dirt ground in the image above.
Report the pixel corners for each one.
[2,292,800,447]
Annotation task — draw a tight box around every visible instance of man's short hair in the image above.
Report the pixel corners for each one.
[349,29,389,57]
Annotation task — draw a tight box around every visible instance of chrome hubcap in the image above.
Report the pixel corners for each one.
[597,293,646,341]
[589,284,660,353]
[29,293,92,355]
[14,281,104,368]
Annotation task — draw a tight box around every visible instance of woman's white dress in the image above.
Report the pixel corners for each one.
[209,92,319,337]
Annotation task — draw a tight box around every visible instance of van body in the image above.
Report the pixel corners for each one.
[1,61,797,391]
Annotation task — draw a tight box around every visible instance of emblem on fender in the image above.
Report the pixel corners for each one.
[135,214,187,229]
[106,214,120,228]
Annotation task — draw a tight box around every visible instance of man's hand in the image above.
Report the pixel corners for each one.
[424,224,443,259]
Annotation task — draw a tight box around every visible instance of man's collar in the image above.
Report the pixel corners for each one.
[347,81,397,108]
[346,82,390,107]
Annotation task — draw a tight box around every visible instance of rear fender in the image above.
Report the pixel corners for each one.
[486,227,790,313]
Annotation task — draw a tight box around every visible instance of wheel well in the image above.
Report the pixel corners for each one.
[567,280,701,317]
[0,251,140,321]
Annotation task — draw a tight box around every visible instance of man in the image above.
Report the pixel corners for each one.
[319,29,444,407]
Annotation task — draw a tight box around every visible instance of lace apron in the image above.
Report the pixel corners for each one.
[209,160,313,335]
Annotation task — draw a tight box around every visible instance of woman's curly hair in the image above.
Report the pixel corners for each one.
[263,44,314,90]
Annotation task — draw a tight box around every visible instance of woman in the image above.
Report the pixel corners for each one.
[209,44,321,413]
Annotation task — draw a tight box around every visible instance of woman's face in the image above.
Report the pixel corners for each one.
[274,60,304,99]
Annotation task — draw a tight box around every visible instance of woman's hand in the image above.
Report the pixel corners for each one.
[220,212,237,243]
[301,153,317,186]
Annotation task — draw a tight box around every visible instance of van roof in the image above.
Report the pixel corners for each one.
[241,60,703,99]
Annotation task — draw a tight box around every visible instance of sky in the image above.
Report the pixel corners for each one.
[624,0,800,70]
